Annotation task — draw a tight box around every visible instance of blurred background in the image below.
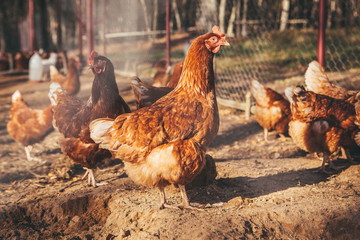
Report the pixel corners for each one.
[0,0,359,107]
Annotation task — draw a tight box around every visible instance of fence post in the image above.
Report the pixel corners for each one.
[317,0,326,66]
[165,0,171,68]
[78,0,83,62]
[102,0,106,56]
[86,0,94,55]
[28,0,34,52]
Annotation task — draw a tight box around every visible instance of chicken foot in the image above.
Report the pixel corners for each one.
[318,153,342,174]
[159,185,203,211]
[81,168,107,187]
[24,145,43,163]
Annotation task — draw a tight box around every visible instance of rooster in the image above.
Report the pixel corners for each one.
[50,56,81,95]
[251,80,291,142]
[7,90,53,162]
[90,26,229,209]
[131,61,183,109]
[48,51,131,187]
[285,86,358,173]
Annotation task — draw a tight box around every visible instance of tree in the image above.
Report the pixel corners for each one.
[219,0,226,32]
[280,0,290,31]
[226,0,237,37]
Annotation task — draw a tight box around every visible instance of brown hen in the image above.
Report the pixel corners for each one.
[90,26,229,209]
[48,51,131,187]
[7,90,53,162]
[131,61,183,109]
[285,86,358,173]
[50,56,81,95]
[251,80,291,142]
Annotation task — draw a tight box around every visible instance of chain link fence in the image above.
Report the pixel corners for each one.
[195,0,360,105]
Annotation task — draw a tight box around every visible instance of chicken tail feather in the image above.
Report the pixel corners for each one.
[305,61,348,98]
[250,80,268,106]
[89,118,114,149]
[48,82,67,106]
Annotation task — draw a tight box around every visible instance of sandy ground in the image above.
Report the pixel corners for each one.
[0,70,359,239]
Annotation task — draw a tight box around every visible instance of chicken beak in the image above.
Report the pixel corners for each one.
[221,39,230,46]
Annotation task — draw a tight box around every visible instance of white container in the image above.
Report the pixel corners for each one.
[29,52,43,81]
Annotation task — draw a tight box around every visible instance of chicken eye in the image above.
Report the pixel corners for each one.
[211,37,217,42]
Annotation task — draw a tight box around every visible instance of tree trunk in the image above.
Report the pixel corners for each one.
[235,0,241,37]
[139,0,152,40]
[56,0,62,51]
[241,0,248,37]
[280,0,290,31]
[196,0,217,31]
[152,0,158,31]
[219,0,226,32]
[226,0,237,37]
[327,0,336,28]
[172,0,183,32]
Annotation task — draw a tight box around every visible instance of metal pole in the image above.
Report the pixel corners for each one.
[165,0,171,68]
[28,0,34,52]
[86,0,94,55]
[78,0,83,62]
[317,0,326,67]
[102,0,106,56]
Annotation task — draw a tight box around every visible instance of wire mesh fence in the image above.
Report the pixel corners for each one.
[194,0,360,104]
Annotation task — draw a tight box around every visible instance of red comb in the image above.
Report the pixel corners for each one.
[88,50,98,65]
[212,25,225,37]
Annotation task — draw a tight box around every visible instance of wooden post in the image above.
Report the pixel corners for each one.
[165,0,171,68]
[317,0,326,66]
[86,0,94,55]
[78,0,83,62]
[28,0,34,52]
[245,91,251,121]
[102,0,106,56]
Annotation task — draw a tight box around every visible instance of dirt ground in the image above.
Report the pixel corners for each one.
[0,70,360,240]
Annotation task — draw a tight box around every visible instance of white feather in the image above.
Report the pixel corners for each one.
[89,119,114,149]
[12,90,22,102]
[284,87,294,104]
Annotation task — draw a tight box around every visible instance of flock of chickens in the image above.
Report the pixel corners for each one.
[5,25,359,210]
[252,60,360,174]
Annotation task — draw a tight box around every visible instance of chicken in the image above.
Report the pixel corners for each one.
[7,90,53,162]
[131,77,173,109]
[285,86,358,173]
[305,60,358,105]
[167,61,183,88]
[131,61,183,109]
[0,51,10,71]
[152,58,171,87]
[48,50,131,187]
[14,51,32,70]
[50,56,81,95]
[90,25,230,209]
[250,80,291,142]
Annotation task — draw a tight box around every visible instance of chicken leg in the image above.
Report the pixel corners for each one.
[81,168,107,187]
[318,152,342,174]
[24,145,43,162]
[159,185,203,211]
[263,129,268,142]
